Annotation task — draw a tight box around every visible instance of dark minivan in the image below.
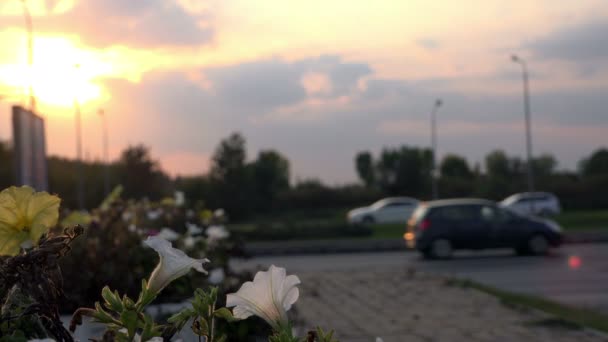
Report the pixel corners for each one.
[404,199,562,259]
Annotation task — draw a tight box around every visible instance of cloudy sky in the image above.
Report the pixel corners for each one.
[0,0,606,184]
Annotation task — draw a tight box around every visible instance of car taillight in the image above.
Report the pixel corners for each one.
[419,219,431,230]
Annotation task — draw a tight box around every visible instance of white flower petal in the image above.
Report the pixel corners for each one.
[144,236,209,294]
[206,225,229,241]
[226,265,300,329]
[208,268,225,285]
[158,227,180,241]
[186,222,203,235]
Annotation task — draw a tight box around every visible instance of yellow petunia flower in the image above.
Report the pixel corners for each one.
[0,186,60,256]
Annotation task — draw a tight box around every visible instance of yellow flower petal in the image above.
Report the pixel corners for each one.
[0,227,29,256]
[0,186,60,255]
[26,190,60,242]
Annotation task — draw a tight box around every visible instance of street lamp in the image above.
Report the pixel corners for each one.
[74,64,84,210]
[511,54,535,194]
[98,109,110,196]
[430,98,442,200]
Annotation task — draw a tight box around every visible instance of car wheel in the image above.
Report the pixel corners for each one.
[527,234,549,255]
[430,238,453,259]
[362,216,375,224]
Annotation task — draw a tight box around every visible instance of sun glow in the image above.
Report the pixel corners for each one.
[0,34,110,108]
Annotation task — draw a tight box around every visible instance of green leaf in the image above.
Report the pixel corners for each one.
[123,295,135,310]
[92,302,115,323]
[168,308,195,324]
[101,286,123,312]
[213,307,237,322]
[316,327,339,342]
[120,310,139,338]
[140,314,162,341]
[99,185,123,211]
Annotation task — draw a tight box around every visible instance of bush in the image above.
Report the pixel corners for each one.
[229,221,372,241]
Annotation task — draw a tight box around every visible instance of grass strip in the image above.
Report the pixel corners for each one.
[445,278,608,333]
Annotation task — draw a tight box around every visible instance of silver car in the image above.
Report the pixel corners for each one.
[500,192,561,216]
[347,197,419,224]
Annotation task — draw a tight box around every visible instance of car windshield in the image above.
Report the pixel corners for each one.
[500,195,519,206]
[371,199,389,209]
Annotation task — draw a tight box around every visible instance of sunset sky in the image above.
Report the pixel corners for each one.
[0,0,606,183]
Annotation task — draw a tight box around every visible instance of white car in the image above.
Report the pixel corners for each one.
[500,192,561,216]
[347,197,419,224]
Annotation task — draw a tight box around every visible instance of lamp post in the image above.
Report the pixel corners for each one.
[98,109,110,196]
[20,0,35,111]
[430,99,442,200]
[511,54,535,194]
[74,64,84,210]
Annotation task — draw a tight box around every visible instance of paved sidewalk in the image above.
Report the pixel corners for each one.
[293,267,606,342]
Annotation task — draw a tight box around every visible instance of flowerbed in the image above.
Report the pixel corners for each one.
[0,186,341,341]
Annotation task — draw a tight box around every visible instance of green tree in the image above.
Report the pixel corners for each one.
[118,145,171,200]
[376,146,432,198]
[485,150,511,179]
[252,150,290,211]
[210,132,253,219]
[355,151,375,187]
[580,148,608,177]
[438,154,474,198]
[440,154,472,179]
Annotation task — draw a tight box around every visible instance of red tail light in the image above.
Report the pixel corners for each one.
[419,219,431,230]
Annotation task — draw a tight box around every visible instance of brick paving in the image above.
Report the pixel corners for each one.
[293,267,607,342]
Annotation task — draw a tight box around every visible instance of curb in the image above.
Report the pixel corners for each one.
[243,230,608,256]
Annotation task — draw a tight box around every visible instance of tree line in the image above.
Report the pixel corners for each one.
[0,134,607,219]
[355,146,608,209]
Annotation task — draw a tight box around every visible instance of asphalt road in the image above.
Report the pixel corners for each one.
[231,243,608,314]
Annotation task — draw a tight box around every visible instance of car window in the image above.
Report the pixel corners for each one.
[481,205,514,222]
[499,207,519,220]
[436,205,479,221]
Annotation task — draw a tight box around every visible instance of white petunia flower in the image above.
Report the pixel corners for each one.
[206,225,229,242]
[208,268,225,285]
[174,191,185,206]
[213,208,225,218]
[186,222,203,235]
[226,265,300,330]
[183,235,202,249]
[144,236,209,294]
[147,209,162,220]
[158,227,180,241]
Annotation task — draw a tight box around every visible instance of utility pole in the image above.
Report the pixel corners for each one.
[74,64,84,210]
[430,99,442,200]
[98,109,110,196]
[20,0,36,111]
[511,55,535,193]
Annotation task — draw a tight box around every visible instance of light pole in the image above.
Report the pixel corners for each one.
[20,0,35,111]
[98,109,110,196]
[74,64,84,210]
[430,99,442,200]
[511,54,535,194]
